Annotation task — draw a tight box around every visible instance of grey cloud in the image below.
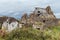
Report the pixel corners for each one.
[0,0,60,18]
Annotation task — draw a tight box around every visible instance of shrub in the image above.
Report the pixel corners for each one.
[5,28,42,40]
[0,26,60,40]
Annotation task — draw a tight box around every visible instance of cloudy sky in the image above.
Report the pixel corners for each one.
[0,0,60,19]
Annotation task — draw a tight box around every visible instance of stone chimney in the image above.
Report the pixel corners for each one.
[46,6,56,20]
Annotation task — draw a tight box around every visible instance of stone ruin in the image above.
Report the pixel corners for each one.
[21,6,58,30]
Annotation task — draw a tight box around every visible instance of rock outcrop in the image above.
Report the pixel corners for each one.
[0,16,19,32]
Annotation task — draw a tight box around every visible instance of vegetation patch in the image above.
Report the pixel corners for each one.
[0,26,60,40]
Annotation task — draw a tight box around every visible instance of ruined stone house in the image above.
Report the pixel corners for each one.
[21,6,57,30]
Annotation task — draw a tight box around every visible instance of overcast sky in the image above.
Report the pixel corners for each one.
[0,0,60,18]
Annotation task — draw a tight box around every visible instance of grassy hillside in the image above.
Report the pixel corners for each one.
[0,26,60,40]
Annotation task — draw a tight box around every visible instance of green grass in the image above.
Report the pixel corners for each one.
[0,26,60,40]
